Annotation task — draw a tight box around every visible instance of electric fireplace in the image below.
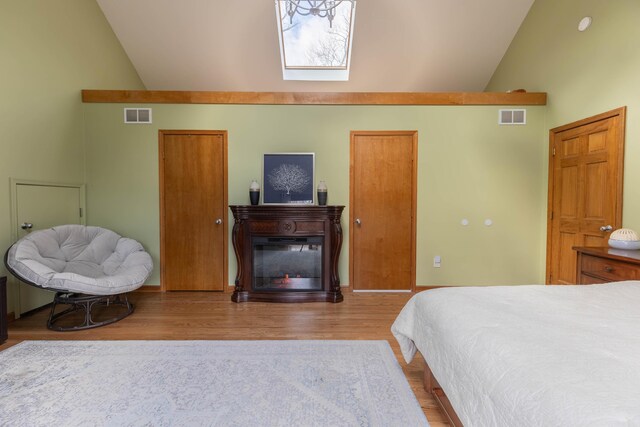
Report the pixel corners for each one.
[229,205,344,303]
[253,237,323,291]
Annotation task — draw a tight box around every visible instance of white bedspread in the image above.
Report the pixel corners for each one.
[391,282,640,426]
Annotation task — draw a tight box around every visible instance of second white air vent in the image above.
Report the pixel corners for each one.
[124,108,152,124]
[499,109,526,125]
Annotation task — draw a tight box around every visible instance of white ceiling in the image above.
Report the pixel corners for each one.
[96,0,534,92]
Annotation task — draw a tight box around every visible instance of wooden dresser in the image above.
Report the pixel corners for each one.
[0,276,7,345]
[574,247,640,284]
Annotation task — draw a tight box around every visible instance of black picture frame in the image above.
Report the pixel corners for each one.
[263,153,315,204]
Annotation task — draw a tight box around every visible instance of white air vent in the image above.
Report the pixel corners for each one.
[499,109,526,125]
[124,108,152,124]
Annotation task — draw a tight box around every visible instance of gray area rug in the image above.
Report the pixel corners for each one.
[0,340,428,426]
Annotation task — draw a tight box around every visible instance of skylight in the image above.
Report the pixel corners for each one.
[275,0,357,81]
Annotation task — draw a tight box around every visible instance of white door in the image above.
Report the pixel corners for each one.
[13,182,84,314]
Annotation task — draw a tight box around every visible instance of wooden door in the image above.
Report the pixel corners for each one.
[159,131,228,291]
[546,108,625,284]
[350,131,417,291]
[13,182,84,314]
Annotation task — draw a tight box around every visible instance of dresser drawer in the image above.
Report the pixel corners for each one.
[581,254,639,281]
[579,274,607,285]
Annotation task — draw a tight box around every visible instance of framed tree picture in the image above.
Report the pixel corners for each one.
[263,153,315,204]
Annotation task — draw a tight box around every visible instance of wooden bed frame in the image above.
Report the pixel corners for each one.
[423,359,464,427]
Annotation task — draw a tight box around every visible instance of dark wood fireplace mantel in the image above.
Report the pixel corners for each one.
[230,205,344,303]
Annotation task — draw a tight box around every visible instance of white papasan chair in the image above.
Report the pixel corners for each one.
[5,225,153,331]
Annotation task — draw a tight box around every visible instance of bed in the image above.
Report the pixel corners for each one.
[391,281,640,426]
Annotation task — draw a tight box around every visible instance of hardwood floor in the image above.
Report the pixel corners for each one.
[1,291,450,426]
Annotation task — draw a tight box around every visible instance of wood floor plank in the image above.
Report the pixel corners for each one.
[1,291,450,426]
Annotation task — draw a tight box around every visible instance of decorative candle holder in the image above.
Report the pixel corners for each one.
[249,180,260,205]
[317,181,328,206]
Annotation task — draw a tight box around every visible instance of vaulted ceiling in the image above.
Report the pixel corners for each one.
[96,0,534,92]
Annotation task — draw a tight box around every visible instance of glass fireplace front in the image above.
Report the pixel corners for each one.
[252,236,323,291]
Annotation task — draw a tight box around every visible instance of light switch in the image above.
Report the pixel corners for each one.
[433,255,441,268]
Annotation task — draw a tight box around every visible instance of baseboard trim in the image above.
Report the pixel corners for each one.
[346,285,449,293]
[136,285,161,292]
[20,303,52,317]
[415,285,451,291]
[352,290,412,293]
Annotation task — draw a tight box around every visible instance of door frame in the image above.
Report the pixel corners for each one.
[9,178,86,317]
[545,107,626,283]
[158,130,229,292]
[349,130,418,291]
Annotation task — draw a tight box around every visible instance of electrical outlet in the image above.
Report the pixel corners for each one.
[433,255,441,268]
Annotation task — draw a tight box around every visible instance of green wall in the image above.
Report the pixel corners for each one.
[487,0,640,234]
[83,103,547,288]
[13,0,614,306]
[0,0,144,313]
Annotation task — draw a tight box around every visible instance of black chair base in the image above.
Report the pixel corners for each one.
[48,292,134,331]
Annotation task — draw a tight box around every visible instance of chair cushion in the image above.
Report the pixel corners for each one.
[7,225,153,295]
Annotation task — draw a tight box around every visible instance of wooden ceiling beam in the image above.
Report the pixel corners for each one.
[82,90,546,106]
